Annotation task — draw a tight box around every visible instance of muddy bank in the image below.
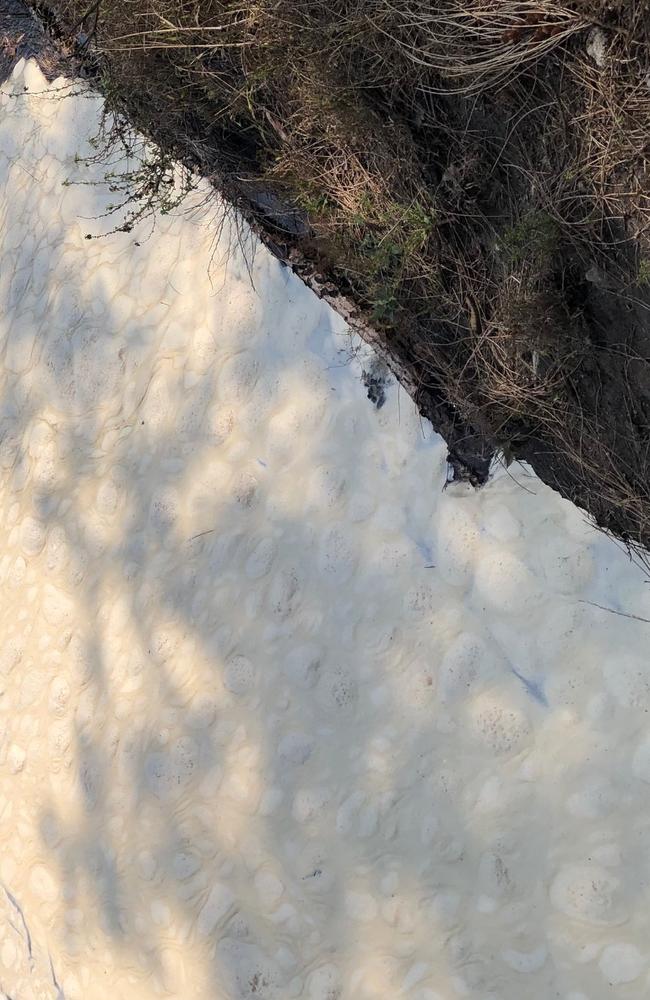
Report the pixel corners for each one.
[4,0,650,548]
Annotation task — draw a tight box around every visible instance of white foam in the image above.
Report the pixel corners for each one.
[1,58,650,1000]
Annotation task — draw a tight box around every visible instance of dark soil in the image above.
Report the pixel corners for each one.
[520,280,650,539]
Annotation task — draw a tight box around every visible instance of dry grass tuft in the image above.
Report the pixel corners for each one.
[364,0,588,92]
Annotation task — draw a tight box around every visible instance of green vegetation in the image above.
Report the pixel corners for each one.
[638,259,650,288]
[501,212,559,269]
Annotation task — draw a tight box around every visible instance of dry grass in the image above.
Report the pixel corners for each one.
[40,0,650,548]
[571,39,650,248]
[363,0,588,92]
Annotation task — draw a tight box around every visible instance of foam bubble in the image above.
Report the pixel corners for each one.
[20,516,46,556]
[599,943,645,984]
[307,964,342,1000]
[439,633,488,703]
[224,654,256,695]
[319,527,356,582]
[29,864,58,903]
[469,694,531,755]
[550,865,628,926]
[473,548,541,615]
[603,654,650,708]
[436,501,481,586]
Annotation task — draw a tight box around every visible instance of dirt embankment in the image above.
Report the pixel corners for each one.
[5,0,650,551]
